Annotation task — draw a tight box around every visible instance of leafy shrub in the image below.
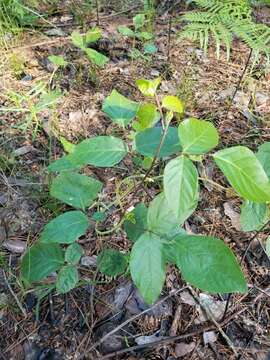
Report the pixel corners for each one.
[21,78,270,304]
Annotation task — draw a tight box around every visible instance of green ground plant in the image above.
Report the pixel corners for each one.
[0,82,61,138]
[180,0,270,60]
[118,13,157,60]
[20,77,270,304]
[71,27,109,67]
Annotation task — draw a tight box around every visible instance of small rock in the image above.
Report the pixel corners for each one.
[23,341,42,360]
[150,69,160,77]
[233,91,250,110]
[14,145,35,156]
[2,240,26,254]
[219,86,235,100]
[175,342,196,357]
[203,331,218,344]
[125,289,173,318]
[44,28,66,37]
[113,282,133,310]
[160,81,176,94]
[69,110,83,124]
[0,193,8,205]
[135,334,160,345]
[242,109,257,124]
[21,74,33,82]
[224,201,241,231]
[0,293,8,307]
[3,32,13,41]
[39,58,55,73]
[256,92,269,107]
[180,290,196,306]
[196,293,226,323]
[80,255,97,267]
[95,323,124,354]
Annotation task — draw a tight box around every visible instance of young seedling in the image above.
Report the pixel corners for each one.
[21,78,270,305]
[118,13,157,60]
[71,27,109,67]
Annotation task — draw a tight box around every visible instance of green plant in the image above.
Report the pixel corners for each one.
[0,0,37,31]
[71,27,109,67]
[0,82,61,138]
[21,77,270,304]
[180,0,270,60]
[118,13,157,60]
[69,0,93,27]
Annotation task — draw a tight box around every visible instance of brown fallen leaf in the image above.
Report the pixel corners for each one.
[175,342,196,357]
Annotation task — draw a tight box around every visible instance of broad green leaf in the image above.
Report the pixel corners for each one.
[71,31,84,49]
[124,203,148,242]
[213,146,270,202]
[92,211,107,222]
[135,126,181,158]
[240,200,269,232]
[97,249,128,276]
[102,90,139,127]
[136,78,161,97]
[65,243,84,265]
[60,136,75,153]
[162,95,184,114]
[47,155,81,172]
[164,156,199,222]
[256,142,270,178]
[84,48,109,67]
[137,31,153,40]
[48,55,67,67]
[50,172,102,210]
[142,156,152,169]
[266,236,270,258]
[132,103,160,132]
[67,136,127,167]
[118,25,134,37]
[147,193,182,239]
[85,27,102,43]
[143,42,158,54]
[172,235,247,293]
[21,243,64,283]
[133,13,145,30]
[56,265,79,294]
[178,118,219,154]
[130,232,166,304]
[40,211,89,244]
[163,232,186,264]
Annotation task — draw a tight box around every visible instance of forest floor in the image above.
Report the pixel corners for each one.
[0,2,270,359]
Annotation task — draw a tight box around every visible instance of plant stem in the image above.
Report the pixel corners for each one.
[225,48,252,117]
[95,216,126,235]
[95,97,169,235]
[95,0,100,25]
[167,15,172,63]
[198,177,227,191]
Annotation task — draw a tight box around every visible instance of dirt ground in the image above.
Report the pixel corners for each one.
[0,2,270,359]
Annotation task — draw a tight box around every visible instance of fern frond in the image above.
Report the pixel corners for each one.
[183,11,217,23]
[180,0,270,61]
